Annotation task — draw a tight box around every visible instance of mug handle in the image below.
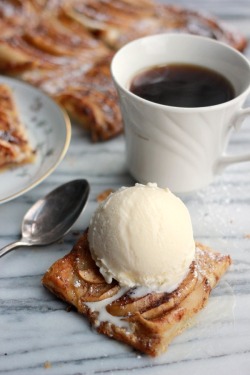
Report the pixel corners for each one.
[215,107,250,173]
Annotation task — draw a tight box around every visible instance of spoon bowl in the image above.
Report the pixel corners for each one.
[0,179,90,257]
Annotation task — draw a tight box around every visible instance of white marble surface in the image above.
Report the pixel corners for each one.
[1,1,250,374]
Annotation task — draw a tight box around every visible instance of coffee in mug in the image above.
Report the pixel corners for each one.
[111,34,250,193]
[130,63,235,108]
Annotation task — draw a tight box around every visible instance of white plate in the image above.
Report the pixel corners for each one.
[0,76,71,204]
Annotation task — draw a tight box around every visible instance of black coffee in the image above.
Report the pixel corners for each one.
[130,63,235,108]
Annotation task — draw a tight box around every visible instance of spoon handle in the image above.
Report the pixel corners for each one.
[0,241,25,258]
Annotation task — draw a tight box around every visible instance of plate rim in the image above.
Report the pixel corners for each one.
[0,76,71,204]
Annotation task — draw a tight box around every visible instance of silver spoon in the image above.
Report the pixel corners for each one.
[0,179,90,258]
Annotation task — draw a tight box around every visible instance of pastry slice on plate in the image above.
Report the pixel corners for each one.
[42,184,231,356]
[0,83,35,169]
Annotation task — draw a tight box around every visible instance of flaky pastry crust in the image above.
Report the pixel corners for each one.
[0,83,35,169]
[42,231,231,356]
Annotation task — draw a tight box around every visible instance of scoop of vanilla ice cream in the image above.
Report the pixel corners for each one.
[88,183,195,292]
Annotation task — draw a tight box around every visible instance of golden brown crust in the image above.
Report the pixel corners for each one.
[0,83,35,169]
[55,59,123,141]
[96,188,114,202]
[42,231,231,356]
[64,0,247,51]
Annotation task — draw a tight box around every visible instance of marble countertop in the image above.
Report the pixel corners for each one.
[1,1,250,374]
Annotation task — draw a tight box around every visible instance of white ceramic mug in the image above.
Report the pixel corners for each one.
[111,33,250,193]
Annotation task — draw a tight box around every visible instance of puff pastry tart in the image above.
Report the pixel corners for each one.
[42,231,231,356]
[0,0,246,141]
[0,83,35,169]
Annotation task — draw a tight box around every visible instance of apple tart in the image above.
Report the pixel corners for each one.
[0,83,35,169]
[42,231,231,356]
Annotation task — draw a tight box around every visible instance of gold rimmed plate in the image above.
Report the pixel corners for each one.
[0,76,71,204]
